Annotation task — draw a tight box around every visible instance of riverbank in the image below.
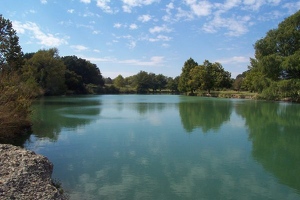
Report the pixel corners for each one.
[0,144,68,200]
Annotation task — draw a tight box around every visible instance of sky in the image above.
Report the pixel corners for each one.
[1,0,299,79]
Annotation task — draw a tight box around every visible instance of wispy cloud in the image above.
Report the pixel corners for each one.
[203,14,252,36]
[185,0,213,17]
[113,23,122,28]
[138,14,152,22]
[40,0,47,4]
[216,56,249,64]
[96,0,114,13]
[148,35,172,42]
[13,21,68,47]
[80,0,91,4]
[67,9,75,14]
[119,56,165,66]
[129,23,138,30]
[149,25,172,34]
[122,0,159,13]
[283,1,300,14]
[71,45,89,52]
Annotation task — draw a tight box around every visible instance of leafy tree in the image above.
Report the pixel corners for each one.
[244,10,300,100]
[0,15,23,72]
[135,71,151,93]
[166,76,179,93]
[113,74,125,88]
[23,48,67,95]
[178,58,198,94]
[155,74,167,92]
[0,15,39,139]
[62,56,104,86]
[188,60,232,93]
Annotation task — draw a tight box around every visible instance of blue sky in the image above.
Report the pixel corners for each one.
[1,0,299,78]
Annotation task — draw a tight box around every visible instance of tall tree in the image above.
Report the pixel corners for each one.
[178,58,198,94]
[251,10,300,81]
[23,48,66,95]
[0,15,23,72]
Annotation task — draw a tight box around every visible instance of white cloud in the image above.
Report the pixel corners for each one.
[71,45,89,52]
[188,0,213,17]
[13,21,68,47]
[283,1,300,14]
[203,14,251,36]
[40,0,47,4]
[129,24,138,30]
[96,0,113,13]
[80,0,91,3]
[127,41,137,49]
[149,25,172,34]
[67,9,75,14]
[216,56,249,64]
[138,14,152,22]
[119,56,164,66]
[122,0,159,13]
[113,23,122,28]
[148,35,172,42]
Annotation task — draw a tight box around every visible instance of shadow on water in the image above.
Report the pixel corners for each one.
[235,101,300,193]
[178,97,233,133]
[30,96,102,141]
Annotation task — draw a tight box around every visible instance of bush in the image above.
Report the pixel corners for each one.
[0,72,41,138]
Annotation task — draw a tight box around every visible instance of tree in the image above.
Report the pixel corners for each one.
[166,76,179,93]
[0,15,23,72]
[178,58,198,94]
[62,56,104,86]
[23,48,66,95]
[188,60,232,94]
[251,10,300,81]
[155,74,167,92]
[113,75,125,88]
[135,71,151,93]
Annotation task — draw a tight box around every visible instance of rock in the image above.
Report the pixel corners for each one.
[0,144,68,200]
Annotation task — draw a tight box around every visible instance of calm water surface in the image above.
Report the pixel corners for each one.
[25,95,300,200]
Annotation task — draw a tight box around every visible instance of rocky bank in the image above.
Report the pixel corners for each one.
[0,144,67,200]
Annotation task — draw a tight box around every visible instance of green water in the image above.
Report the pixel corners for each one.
[25,95,300,200]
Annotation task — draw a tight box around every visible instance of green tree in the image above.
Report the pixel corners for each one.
[244,11,300,100]
[166,76,179,93]
[0,15,23,72]
[188,60,232,94]
[178,58,198,95]
[113,74,125,88]
[23,48,66,95]
[62,56,104,86]
[155,74,167,92]
[135,71,151,93]
[0,15,38,139]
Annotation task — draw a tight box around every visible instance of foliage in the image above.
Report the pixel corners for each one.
[0,72,40,138]
[22,48,67,95]
[244,10,300,101]
[178,58,198,94]
[62,56,104,93]
[0,15,23,72]
[179,59,232,94]
[113,74,125,88]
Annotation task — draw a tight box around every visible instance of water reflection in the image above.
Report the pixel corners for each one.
[30,96,102,141]
[236,101,300,193]
[25,95,300,199]
[178,97,232,133]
